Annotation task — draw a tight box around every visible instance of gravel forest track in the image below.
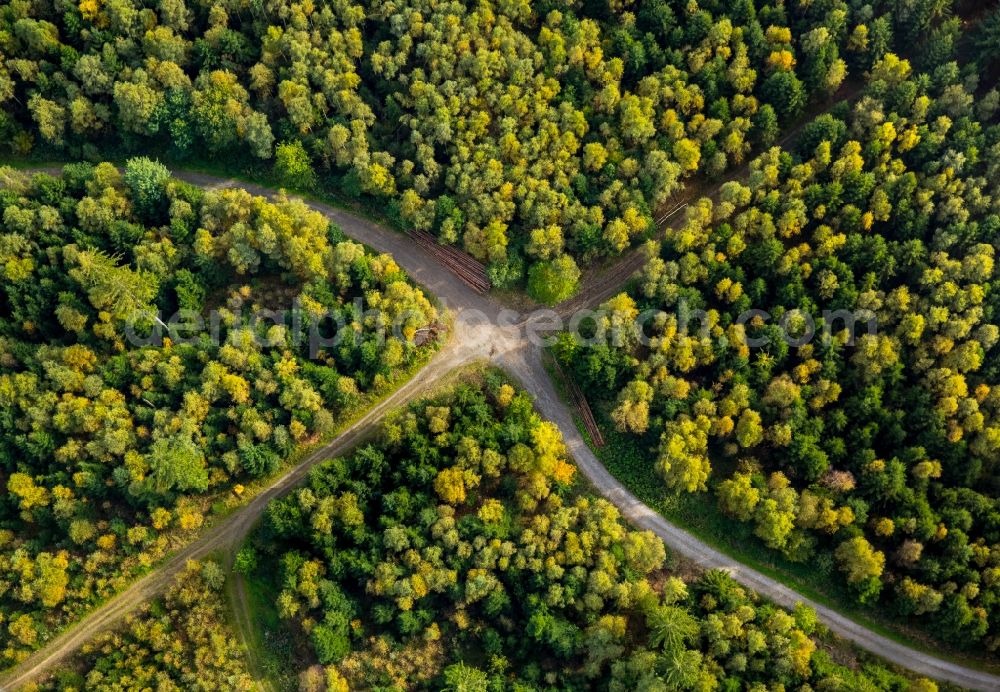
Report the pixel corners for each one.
[2,151,1000,690]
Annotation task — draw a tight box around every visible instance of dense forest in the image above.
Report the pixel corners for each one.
[31,560,256,691]
[2,0,999,686]
[236,375,942,690]
[0,161,436,666]
[555,42,1000,651]
[0,0,962,301]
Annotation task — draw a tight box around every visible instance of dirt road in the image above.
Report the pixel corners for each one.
[1,166,998,691]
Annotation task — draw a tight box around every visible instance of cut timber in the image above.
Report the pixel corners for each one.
[414,322,445,346]
[407,229,491,294]
[554,360,605,447]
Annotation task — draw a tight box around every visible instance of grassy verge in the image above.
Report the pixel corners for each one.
[238,567,301,691]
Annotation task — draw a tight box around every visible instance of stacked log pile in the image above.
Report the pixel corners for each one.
[407,229,491,294]
[554,360,605,447]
